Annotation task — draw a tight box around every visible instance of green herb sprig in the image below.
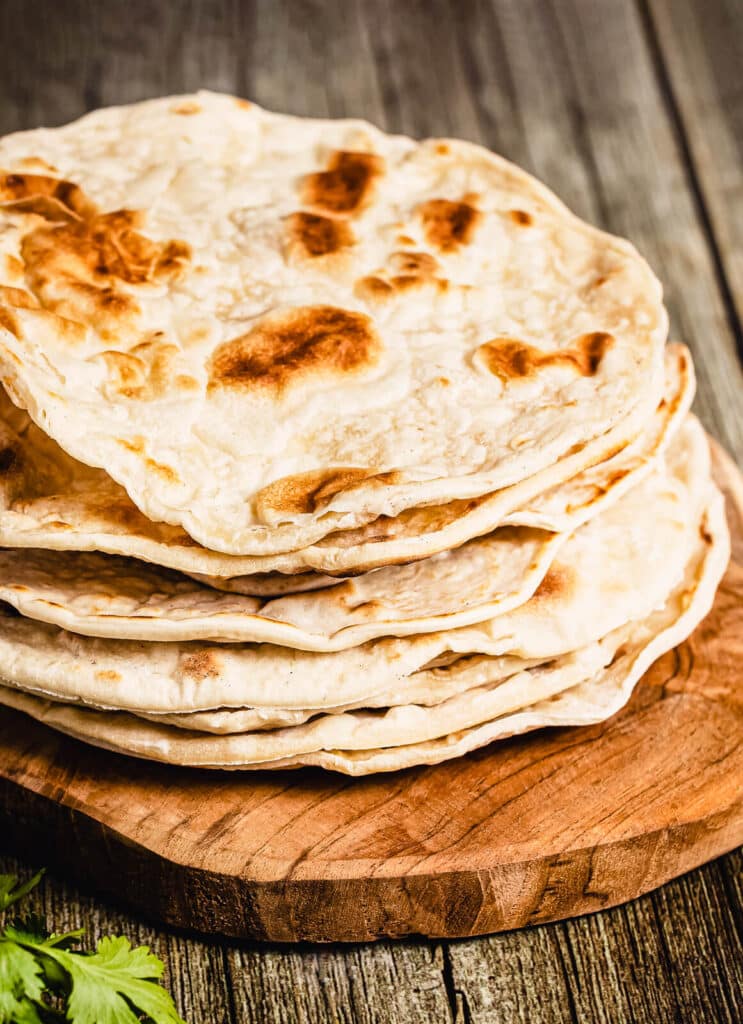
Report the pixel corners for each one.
[0,869,186,1024]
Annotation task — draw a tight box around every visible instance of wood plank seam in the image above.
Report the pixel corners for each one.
[439,942,469,1024]
[221,944,240,1024]
[637,0,743,367]
[544,0,615,230]
[720,856,743,941]
[647,895,686,1020]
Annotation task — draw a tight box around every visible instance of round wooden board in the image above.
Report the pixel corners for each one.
[0,441,741,943]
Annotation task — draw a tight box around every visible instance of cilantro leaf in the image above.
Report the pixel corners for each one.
[9,999,48,1024]
[6,916,55,947]
[8,934,185,1024]
[0,873,45,915]
[0,938,44,1023]
[10,998,48,1024]
[0,871,186,1024]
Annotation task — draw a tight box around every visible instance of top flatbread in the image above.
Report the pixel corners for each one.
[0,91,666,555]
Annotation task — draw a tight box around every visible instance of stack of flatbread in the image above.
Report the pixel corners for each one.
[0,92,729,775]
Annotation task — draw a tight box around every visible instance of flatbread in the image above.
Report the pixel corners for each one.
[0,91,666,556]
[10,653,545,734]
[0,640,613,762]
[0,339,688,587]
[0,414,703,650]
[0,418,712,713]
[198,343,694,590]
[0,478,727,772]
[280,485,728,775]
[0,523,563,648]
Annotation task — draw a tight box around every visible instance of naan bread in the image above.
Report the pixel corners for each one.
[0,92,666,555]
[0,415,704,649]
[0,418,712,714]
[197,343,694,590]
[0,344,691,583]
[0,478,727,772]
[267,489,728,774]
[5,652,546,734]
[0,524,563,648]
[0,640,613,762]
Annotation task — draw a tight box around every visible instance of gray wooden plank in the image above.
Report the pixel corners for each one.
[0,0,221,132]
[246,0,387,121]
[646,0,743,354]
[445,926,580,1024]
[557,902,682,1024]
[447,855,743,1024]
[560,864,743,1024]
[226,941,454,1024]
[722,846,743,911]
[649,857,743,1023]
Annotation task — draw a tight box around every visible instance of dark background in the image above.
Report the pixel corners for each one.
[1,1,741,1021]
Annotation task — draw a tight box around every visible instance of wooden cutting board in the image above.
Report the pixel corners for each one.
[0,441,741,943]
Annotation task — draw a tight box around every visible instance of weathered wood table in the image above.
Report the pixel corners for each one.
[0,0,741,1019]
